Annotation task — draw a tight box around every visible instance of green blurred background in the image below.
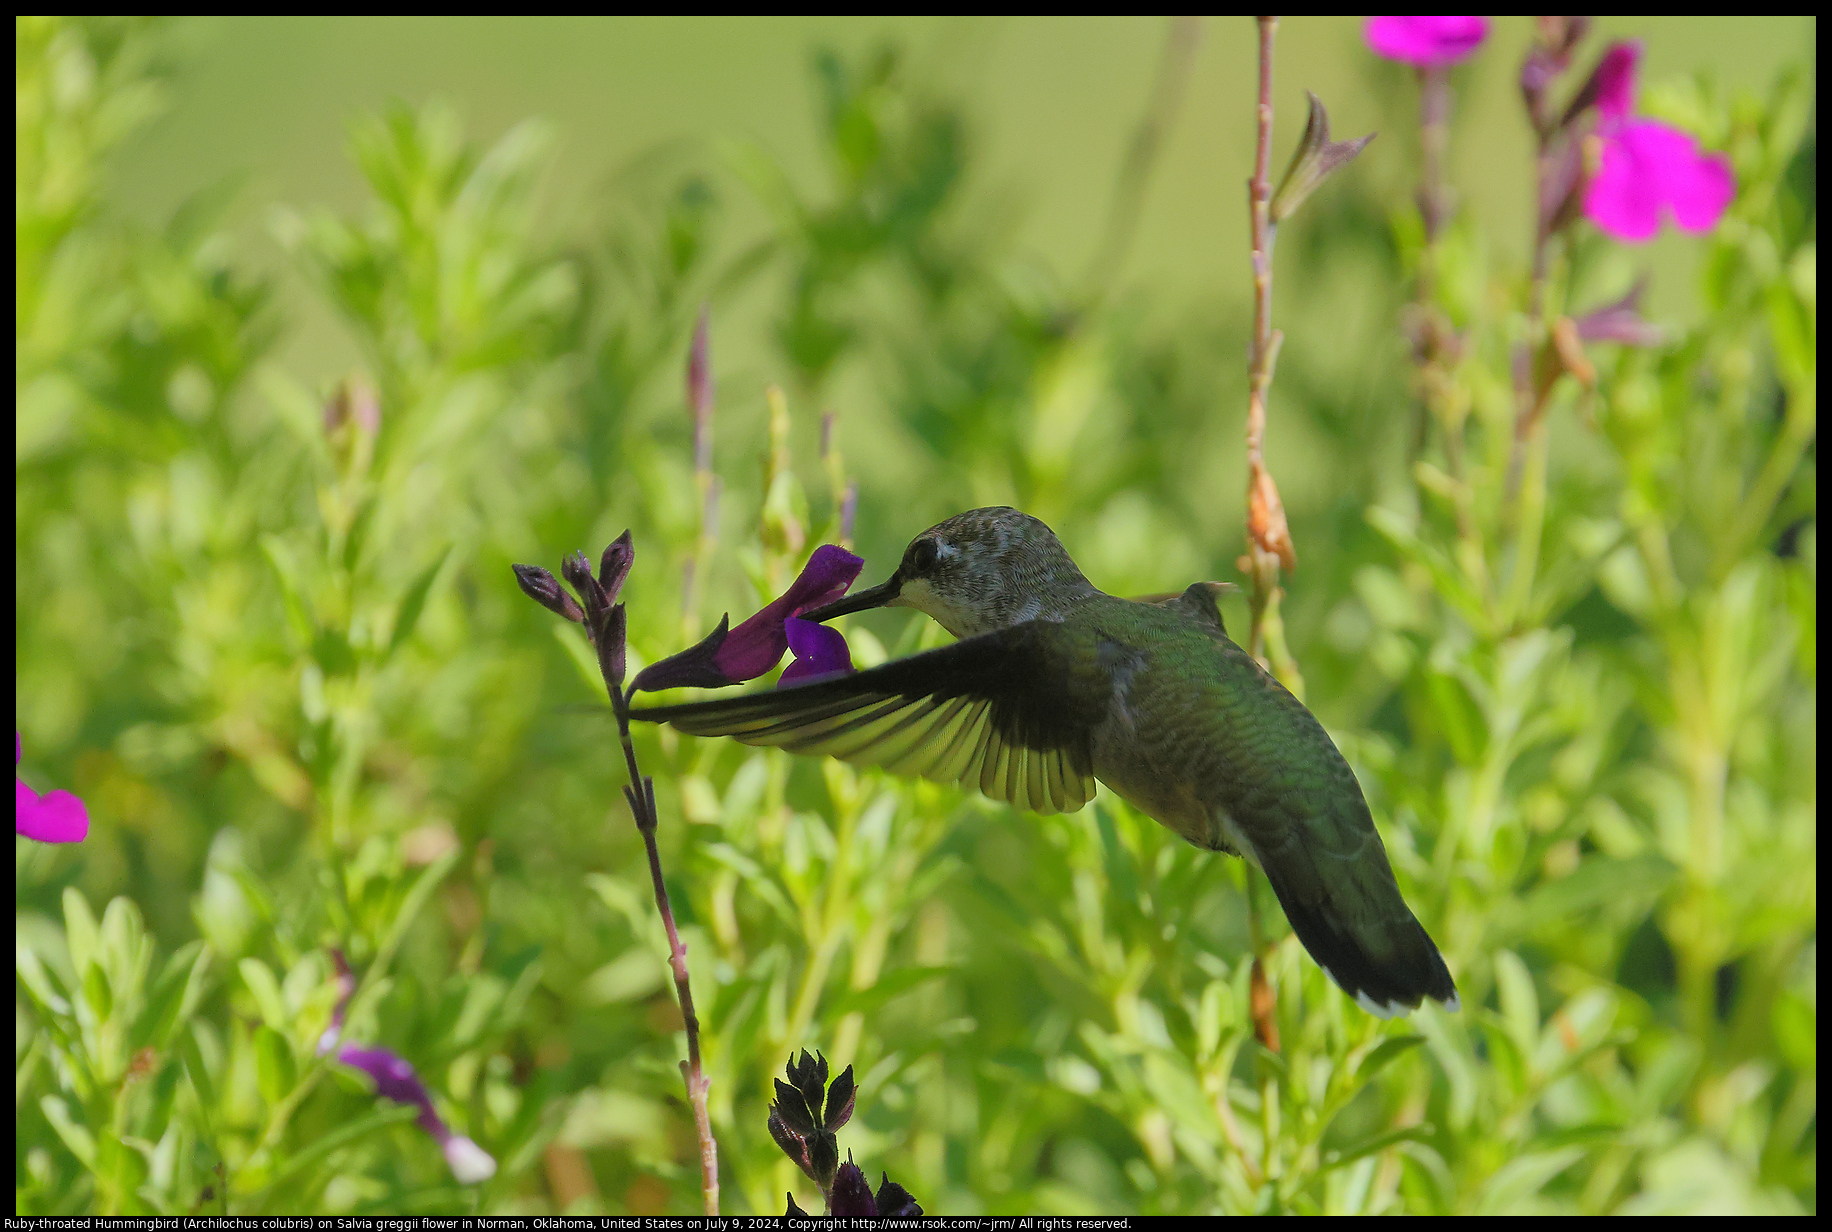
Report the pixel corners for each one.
[117,17,1805,349]
[17,14,1816,1217]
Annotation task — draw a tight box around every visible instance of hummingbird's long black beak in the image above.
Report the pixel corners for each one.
[800,572,902,622]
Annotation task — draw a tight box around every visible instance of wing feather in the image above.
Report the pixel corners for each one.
[632,622,1106,814]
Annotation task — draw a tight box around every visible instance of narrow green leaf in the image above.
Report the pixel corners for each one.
[40,1094,98,1170]
[1356,1034,1426,1083]
[387,543,452,658]
[253,1024,297,1107]
[16,936,72,1017]
[1475,1145,1585,1214]
[180,1025,218,1122]
[63,887,100,981]
[238,957,288,1030]
[251,1103,419,1209]
[1321,1123,1433,1174]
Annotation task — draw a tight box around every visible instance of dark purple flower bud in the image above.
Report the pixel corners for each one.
[789,1049,830,1116]
[1574,280,1667,348]
[597,604,628,690]
[1364,16,1489,68]
[512,564,586,623]
[875,1175,923,1217]
[774,1076,818,1136]
[598,530,634,605]
[1560,41,1642,131]
[335,1045,496,1183]
[784,1192,810,1217]
[16,734,89,844]
[632,547,863,693]
[822,1064,857,1131]
[807,1131,840,1192]
[830,1158,878,1218]
[560,552,606,623]
[769,1105,813,1174]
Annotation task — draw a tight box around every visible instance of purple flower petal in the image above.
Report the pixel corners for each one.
[16,735,90,844]
[634,545,865,692]
[1586,118,1735,243]
[712,544,864,680]
[1575,279,1667,348]
[778,618,855,687]
[1364,16,1489,67]
[336,1044,497,1183]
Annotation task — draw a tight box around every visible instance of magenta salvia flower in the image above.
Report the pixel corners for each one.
[16,734,89,844]
[1583,41,1734,242]
[633,544,863,692]
[1364,16,1489,67]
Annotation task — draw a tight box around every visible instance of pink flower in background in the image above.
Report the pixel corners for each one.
[17,735,89,844]
[1364,16,1490,67]
[1583,41,1735,242]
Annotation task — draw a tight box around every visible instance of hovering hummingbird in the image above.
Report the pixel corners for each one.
[633,507,1457,1017]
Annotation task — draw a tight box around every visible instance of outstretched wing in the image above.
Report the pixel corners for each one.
[631,622,1109,814]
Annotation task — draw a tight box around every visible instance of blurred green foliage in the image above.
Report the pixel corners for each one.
[16,14,1814,1216]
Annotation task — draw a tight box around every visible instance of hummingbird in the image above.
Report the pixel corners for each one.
[633,507,1457,1017]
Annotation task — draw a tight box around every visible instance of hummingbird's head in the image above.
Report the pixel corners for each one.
[801,507,1098,638]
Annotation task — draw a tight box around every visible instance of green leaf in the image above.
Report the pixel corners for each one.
[387,543,452,658]
[554,622,608,700]
[1475,1146,1585,1214]
[253,1024,297,1107]
[827,966,955,1019]
[251,1102,419,1210]
[63,887,100,982]
[1773,987,1815,1076]
[1356,1034,1426,1083]
[16,935,72,1017]
[1320,1123,1434,1174]
[136,941,212,1052]
[40,1094,97,1170]
[238,957,288,1030]
[1493,950,1540,1060]
[81,961,113,1022]
[180,1025,219,1124]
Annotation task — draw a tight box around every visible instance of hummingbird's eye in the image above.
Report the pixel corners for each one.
[908,539,940,575]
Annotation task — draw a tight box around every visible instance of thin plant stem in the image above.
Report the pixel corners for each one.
[611,680,720,1215]
[1241,13,1290,1060]
[1244,14,1283,671]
